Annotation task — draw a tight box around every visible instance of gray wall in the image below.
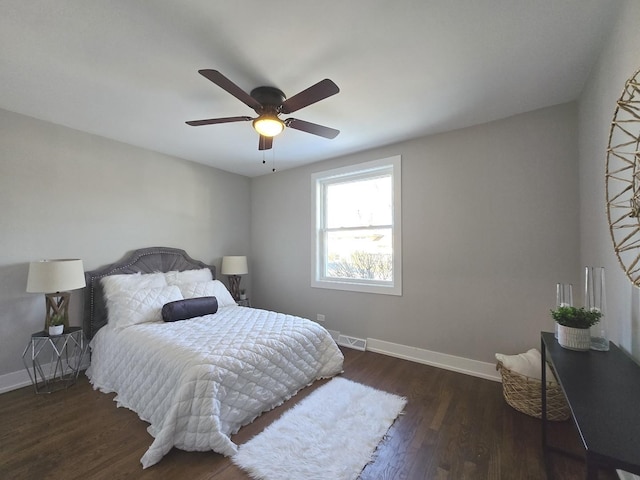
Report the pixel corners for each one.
[0,108,251,377]
[578,0,640,360]
[251,103,580,363]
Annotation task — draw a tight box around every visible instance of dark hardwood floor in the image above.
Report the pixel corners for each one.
[0,348,618,479]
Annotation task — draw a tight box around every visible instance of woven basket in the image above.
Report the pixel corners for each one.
[496,361,570,421]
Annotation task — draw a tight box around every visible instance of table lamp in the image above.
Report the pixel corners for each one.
[26,259,86,330]
[221,256,248,301]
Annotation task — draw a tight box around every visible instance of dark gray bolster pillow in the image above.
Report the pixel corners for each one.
[162,296,218,322]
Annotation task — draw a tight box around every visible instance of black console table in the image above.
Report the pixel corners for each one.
[541,332,640,479]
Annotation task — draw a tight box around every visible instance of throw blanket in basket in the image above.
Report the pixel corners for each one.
[495,348,569,421]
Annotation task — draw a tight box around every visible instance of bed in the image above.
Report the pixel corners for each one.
[83,246,344,468]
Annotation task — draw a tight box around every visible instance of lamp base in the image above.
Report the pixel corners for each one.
[44,292,70,330]
[227,275,242,301]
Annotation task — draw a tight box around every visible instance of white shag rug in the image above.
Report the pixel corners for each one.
[232,377,406,480]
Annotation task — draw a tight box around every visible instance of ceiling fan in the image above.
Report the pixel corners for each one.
[186,69,340,150]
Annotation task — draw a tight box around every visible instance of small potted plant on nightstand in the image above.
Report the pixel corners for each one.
[48,314,65,336]
[550,305,601,351]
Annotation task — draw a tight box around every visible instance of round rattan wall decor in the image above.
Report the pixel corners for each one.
[606,67,640,286]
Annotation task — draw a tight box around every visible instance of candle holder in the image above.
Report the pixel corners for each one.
[555,283,573,339]
[585,266,609,351]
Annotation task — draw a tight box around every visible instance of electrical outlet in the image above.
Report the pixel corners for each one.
[316,314,325,323]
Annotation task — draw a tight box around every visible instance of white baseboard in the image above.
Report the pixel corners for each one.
[0,357,90,394]
[366,337,501,382]
[327,329,341,342]
[0,369,34,394]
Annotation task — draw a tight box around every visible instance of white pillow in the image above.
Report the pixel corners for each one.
[101,272,167,300]
[495,348,556,383]
[165,268,213,286]
[178,280,237,307]
[107,285,183,330]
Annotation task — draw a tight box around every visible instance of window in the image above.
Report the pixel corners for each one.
[311,156,401,295]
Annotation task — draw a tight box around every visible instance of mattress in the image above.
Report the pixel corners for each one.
[86,305,344,468]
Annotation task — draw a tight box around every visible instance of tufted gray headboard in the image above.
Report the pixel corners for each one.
[83,246,215,340]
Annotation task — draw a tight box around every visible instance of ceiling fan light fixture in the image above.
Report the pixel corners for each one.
[253,115,284,137]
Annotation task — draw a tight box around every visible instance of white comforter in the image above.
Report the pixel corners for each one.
[86,305,344,468]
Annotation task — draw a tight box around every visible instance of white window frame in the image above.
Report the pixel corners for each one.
[311,155,402,295]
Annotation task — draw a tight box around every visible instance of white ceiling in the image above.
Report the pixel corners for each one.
[0,1,621,177]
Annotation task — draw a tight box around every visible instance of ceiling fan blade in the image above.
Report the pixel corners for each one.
[285,118,340,139]
[280,79,339,114]
[258,135,273,151]
[186,116,252,126]
[198,69,263,111]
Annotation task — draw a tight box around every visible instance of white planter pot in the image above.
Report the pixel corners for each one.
[557,325,590,351]
[48,325,64,336]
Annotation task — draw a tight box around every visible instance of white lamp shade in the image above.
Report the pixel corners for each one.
[221,256,248,275]
[26,259,86,293]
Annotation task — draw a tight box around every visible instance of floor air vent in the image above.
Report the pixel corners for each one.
[327,329,341,342]
[338,335,367,351]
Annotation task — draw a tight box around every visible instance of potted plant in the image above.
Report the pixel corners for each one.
[239,289,247,300]
[48,314,65,336]
[550,306,601,351]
